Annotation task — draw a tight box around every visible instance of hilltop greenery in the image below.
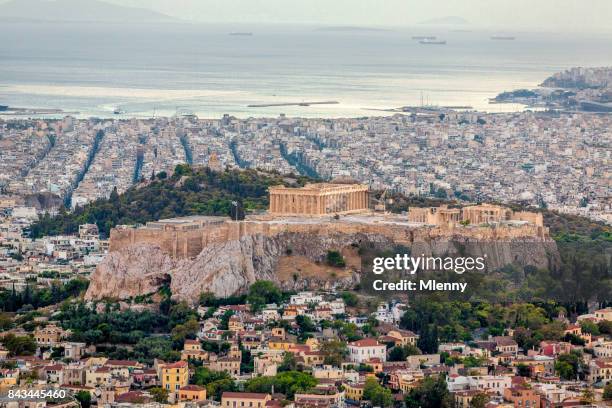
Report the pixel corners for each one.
[30,165,312,238]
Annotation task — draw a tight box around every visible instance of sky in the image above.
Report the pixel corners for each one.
[100,0,612,33]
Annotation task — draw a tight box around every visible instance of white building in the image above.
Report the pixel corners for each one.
[290,291,323,305]
[447,375,512,396]
[347,338,386,363]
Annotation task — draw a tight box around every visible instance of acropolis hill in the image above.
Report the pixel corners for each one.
[87,183,558,303]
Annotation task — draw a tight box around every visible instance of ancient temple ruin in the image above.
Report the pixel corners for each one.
[268,183,369,216]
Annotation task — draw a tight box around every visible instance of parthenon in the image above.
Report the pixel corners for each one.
[268,183,369,216]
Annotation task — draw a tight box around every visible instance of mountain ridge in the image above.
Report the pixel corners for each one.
[0,0,178,23]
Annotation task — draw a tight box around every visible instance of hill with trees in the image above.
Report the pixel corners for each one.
[29,165,311,238]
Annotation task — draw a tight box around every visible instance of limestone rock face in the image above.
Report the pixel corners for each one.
[84,244,175,301]
[85,231,560,304]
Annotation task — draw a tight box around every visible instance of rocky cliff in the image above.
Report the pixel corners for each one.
[85,229,559,304]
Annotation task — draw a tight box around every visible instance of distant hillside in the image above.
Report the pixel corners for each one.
[0,0,177,23]
[29,165,312,238]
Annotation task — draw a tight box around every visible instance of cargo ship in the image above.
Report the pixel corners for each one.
[419,39,446,45]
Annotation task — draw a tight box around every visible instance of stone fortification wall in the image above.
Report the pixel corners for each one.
[109,217,550,260]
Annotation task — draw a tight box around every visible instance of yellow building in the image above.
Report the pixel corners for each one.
[34,324,68,346]
[161,361,189,397]
[179,385,207,401]
[269,338,295,351]
[0,374,18,389]
[386,329,419,347]
[343,382,364,401]
[181,339,209,362]
[595,308,612,322]
[209,357,241,377]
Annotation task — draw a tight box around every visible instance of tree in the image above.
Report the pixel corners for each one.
[340,291,358,307]
[171,318,199,344]
[244,371,317,399]
[320,340,347,366]
[74,391,92,408]
[555,352,582,380]
[207,379,237,401]
[326,250,346,267]
[149,387,169,404]
[199,292,217,306]
[247,281,282,311]
[404,375,452,408]
[516,364,531,378]
[1,334,36,356]
[417,324,439,354]
[278,352,298,372]
[580,320,600,335]
[296,315,316,335]
[0,313,11,330]
[580,388,595,405]
[388,344,421,361]
[603,382,612,400]
[470,393,489,408]
[363,377,393,407]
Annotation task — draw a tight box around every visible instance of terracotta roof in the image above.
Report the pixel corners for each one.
[349,338,382,347]
[180,385,205,391]
[222,392,270,400]
[106,360,139,366]
[163,360,188,369]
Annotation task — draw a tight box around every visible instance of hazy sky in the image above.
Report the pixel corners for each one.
[102,0,612,32]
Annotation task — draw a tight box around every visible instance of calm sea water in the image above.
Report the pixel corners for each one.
[1,22,611,118]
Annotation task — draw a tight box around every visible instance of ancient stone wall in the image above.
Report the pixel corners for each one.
[109,217,550,260]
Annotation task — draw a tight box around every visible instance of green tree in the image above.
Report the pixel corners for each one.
[388,344,421,361]
[278,352,298,372]
[470,392,489,408]
[603,382,612,400]
[516,364,531,377]
[363,377,393,408]
[580,320,600,335]
[296,315,316,335]
[244,371,317,399]
[149,387,169,403]
[555,352,582,380]
[320,340,348,366]
[326,250,346,267]
[404,375,452,408]
[1,334,36,356]
[171,318,199,344]
[247,281,282,311]
[580,388,595,405]
[340,291,358,307]
[75,391,92,408]
[207,378,237,401]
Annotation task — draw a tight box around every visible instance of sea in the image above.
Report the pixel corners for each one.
[1,22,611,119]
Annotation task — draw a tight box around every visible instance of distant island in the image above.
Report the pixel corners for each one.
[0,0,177,23]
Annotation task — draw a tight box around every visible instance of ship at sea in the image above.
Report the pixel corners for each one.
[229,32,253,36]
[419,39,446,45]
[0,105,8,112]
[491,36,516,40]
